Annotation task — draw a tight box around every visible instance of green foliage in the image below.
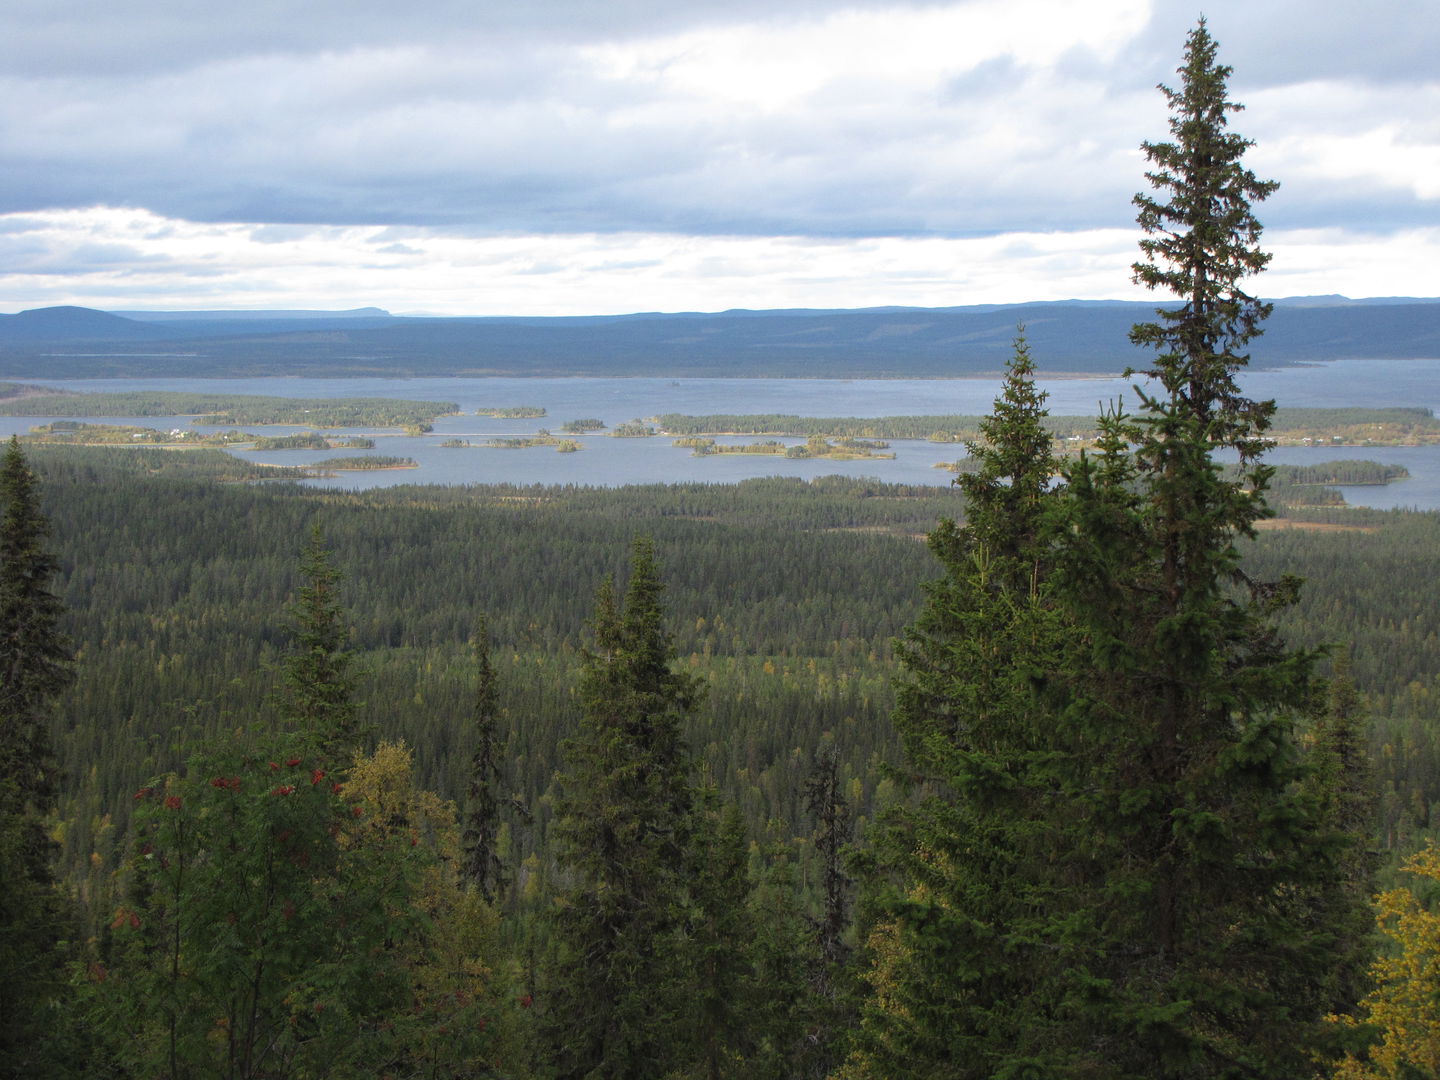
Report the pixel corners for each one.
[1304,653,1382,1037]
[541,538,703,1079]
[461,616,507,902]
[1042,22,1352,1075]
[309,455,416,471]
[0,437,72,807]
[89,741,425,1080]
[252,432,331,450]
[277,527,360,763]
[1269,461,1409,486]
[23,421,253,446]
[0,437,80,1077]
[483,435,582,451]
[845,333,1073,1078]
[685,797,756,1080]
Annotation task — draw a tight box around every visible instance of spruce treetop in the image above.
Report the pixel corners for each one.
[1131,17,1279,455]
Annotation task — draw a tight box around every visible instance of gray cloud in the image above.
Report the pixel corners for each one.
[0,0,1434,248]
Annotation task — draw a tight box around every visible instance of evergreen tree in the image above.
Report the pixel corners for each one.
[841,334,1070,1078]
[461,614,508,902]
[804,740,853,983]
[800,740,856,1078]
[0,436,76,1076]
[277,524,359,763]
[0,436,72,810]
[1047,19,1351,1076]
[686,796,755,1080]
[1306,652,1381,1032]
[540,537,703,1080]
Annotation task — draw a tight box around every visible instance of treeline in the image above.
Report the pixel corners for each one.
[1270,460,1411,486]
[654,411,1099,442]
[18,443,1440,887]
[311,455,417,471]
[0,387,458,428]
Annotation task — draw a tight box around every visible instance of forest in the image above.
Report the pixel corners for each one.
[5,21,1440,1080]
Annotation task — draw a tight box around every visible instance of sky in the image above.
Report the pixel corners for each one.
[2,0,1437,316]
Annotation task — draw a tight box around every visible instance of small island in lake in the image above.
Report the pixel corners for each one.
[308,455,418,471]
[680,435,895,460]
[24,422,254,447]
[476,406,546,418]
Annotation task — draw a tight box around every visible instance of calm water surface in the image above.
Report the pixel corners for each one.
[4,357,1438,507]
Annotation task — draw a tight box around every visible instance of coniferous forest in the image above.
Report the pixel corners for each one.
[7,22,1440,1080]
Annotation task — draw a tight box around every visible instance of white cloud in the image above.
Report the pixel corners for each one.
[0,1,1436,308]
[2,207,1436,316]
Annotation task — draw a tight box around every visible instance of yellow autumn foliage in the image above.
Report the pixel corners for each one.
[1334,843,1440,1078]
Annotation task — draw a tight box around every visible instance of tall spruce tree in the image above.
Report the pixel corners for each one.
[277,524,359,763]
[841,334,1070,1078]
[0,437,71,809]
[1049,19,1351,1076]
[540,537,703,1080]
[461,614,507,902]
[0,437,77,1076]
[1305,653,1380,1033]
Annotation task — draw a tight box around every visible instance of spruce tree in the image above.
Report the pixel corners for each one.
[1305,653,1380,1031]
[0,436,71,810]
[686,796,755,1080]
[1049,19,1349,1076]
[461,614,507,902]
[842,334,1070,1078]
[800,741,856,1078]
[0,436,76,1076]
[540,537,703,1080]
[277,524,359,763]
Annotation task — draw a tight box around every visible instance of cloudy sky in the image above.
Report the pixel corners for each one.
[2,0,1437,315]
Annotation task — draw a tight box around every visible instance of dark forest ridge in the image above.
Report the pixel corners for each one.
[0,297,1437,378]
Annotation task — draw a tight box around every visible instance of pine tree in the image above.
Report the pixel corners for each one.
[0,436,76,1075]
[277,524,359,763]
[540,537,703,1080]
[1047,19,1349,1076]
[461,614,507,902]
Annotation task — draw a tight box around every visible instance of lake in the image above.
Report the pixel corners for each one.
[3,356,1439,508]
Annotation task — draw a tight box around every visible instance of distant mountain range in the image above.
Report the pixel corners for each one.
[0,298,1436,379]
